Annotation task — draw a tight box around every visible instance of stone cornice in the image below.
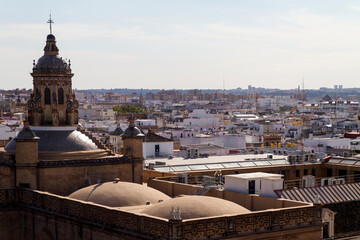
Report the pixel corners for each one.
[37,156,142,168]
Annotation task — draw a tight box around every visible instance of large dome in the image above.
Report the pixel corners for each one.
[141,195,251,220]
[5,129,98,153]
[68,181,170,207]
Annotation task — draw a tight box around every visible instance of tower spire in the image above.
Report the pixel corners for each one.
[47,14,54,34]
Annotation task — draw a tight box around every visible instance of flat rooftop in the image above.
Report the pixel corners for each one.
[146,154,320,172]
[225,172,283,179]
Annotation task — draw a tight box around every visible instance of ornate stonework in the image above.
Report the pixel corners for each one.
[27,34,78,126]
[0,189,323,240]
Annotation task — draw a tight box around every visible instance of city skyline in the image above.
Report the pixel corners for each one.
[1,1,360,90]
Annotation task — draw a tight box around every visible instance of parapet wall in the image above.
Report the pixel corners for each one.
[325,200,360,238]
[147,178,310,211]
[0,189,321,240]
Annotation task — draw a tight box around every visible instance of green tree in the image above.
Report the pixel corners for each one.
[113,104,148,114]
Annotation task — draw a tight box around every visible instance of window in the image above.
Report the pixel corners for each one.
[58,88,64,104]
[248,180,255,194]
[354,171,360,182]
[155,145,160,157]
[312,168,316,176]
[326,168,332,177]
[339,169,347,178]
[44,88,51,105]
[296,170,300,178]
[304,169,308,176]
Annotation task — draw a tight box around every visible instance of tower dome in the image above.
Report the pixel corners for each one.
[33,34,70,74]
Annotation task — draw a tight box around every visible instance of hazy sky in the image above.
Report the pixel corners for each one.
[1,0,360,90]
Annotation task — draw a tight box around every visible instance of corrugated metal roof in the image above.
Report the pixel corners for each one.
[275,183,360,204]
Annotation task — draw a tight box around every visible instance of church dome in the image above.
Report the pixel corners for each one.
[122,125,144,137]
[15,126,38,140]
[36,55,68,71]
[46,34,56,41]
[122,116,144,137]
[141,195,251,220]
[32,34,71,74]
[5,129,98,153]
[68,181,170,207]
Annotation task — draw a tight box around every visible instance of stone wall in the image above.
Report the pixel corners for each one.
[147,178,309,211]
[0,165,14,188]
[0,157,143,196]
[0,189,322,240]
[325,200,360,238]
[37,158,143,195]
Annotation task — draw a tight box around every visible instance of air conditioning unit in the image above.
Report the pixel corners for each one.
[321,178,338,186]
[321,178,335,186]
[302,175,316,187]
[187,148,198,158]
[331,178,345,185]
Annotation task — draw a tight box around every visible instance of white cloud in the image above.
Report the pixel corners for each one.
[348,5,360,11]
[2,8,360,89]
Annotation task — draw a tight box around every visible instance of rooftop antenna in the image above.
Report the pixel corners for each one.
[302,69,305,91]
[222,74,225,102]
[302,69,305,101]
[47,12,54,34]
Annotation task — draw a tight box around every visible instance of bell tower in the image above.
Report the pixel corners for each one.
[27,15,78,126]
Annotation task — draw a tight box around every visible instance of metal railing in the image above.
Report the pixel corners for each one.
[188,176,224,195]
[284,174,360,189]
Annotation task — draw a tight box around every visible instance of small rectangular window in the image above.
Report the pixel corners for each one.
[327,169,333,177]
[354,171,360,182]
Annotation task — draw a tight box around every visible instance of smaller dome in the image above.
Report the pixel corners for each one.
[122,126,144,137]
[15,127,38,140]
[68,181,170,207]
[47,34,56,41]
[142,195,251,220]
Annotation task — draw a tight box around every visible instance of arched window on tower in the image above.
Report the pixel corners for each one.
[58,88,64,104]
[44,88,51,105]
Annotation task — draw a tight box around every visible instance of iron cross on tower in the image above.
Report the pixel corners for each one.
[47,14,54,34]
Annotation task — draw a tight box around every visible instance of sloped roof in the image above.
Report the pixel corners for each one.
[275,183,360,204]
[110,127,124,136]
[144,130,172,142]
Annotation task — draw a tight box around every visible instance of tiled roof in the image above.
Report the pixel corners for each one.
[275,183,360,204]
[144,131,172,142]
[110,127,124,136]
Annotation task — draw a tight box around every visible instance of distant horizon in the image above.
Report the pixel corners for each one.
[1,86,358,91]
[1,1,360,90]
